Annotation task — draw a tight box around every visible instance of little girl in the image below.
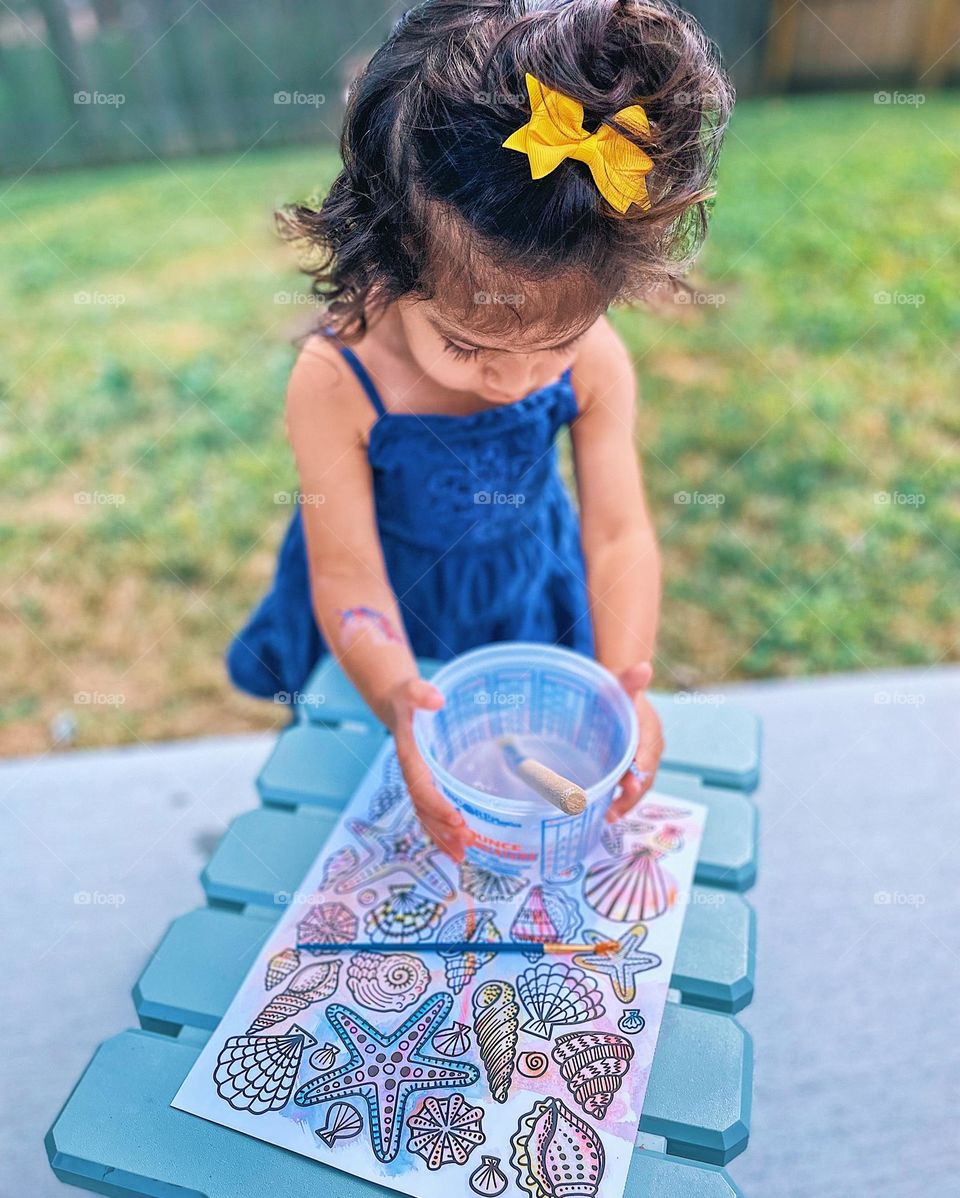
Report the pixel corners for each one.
[228,0,732,861]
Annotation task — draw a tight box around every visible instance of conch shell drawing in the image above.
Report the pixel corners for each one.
[472,980,519,1103]
[551,1030,634,1119]
[510,1096,606,1198]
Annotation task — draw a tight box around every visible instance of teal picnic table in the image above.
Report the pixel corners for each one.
[46,657,761,1198]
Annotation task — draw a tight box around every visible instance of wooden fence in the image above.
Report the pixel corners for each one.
[0,0,956,176]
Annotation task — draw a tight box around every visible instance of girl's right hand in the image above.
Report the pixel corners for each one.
[386,676,470,864]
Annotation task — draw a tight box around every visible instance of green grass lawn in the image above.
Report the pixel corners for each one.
[2,92,958,753]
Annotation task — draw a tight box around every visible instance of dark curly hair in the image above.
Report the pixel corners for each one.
[280,0,734,342]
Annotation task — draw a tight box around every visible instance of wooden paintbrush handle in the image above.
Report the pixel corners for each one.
[514,759,587,816]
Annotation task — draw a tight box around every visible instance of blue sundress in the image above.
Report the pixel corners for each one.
[227,334,596,698]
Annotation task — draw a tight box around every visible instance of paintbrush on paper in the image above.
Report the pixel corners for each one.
[497,734,588,816]
[296,938,620,957]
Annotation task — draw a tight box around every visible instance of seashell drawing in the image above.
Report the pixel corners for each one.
[367,750,408,820]
[469,1154,509,1196]
[652,823,684,854]
[309,1042,340,1072]
[472,980,519,1103]
[618,1009,646,1035]
[515,963,604,1041]
[640,803,691,821]
[432,1021,472,1058]
[582,846,677,923]
[264,947,299,991]
[316,1101,363,1148]
[345,951,430,1012]
[363,883,446,943]
[517,1051,549,1079]
[297,901,358,954]
[510,1096,605,1198]
[321,845,360,889]
[406,1093,486,1170]
[213,1024,316,1114]
[600,819,656,856]
[437,908,501,992]
[460,863,528,904]
[248,960,341,1032]
[510,885,583,958]
[552,1030,634,1120]
[572,924,661,1004]
[358,889,377,906]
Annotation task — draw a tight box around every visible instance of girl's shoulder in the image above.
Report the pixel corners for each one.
[570,316,637,420]
[285,331,378,449]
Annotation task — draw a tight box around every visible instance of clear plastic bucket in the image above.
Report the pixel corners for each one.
[413,642,638,883]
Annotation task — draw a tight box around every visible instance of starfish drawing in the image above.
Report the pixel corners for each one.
[572,924,662,1003]
[333,806,456,900]
[294,993,479,1162]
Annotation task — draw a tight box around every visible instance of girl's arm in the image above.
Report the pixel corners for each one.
[285,336,468,860]
[570,317,664,816]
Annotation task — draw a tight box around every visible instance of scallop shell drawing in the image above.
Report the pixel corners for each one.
[406,1093,486,1170]
[510,885,582,957]
[618,1009,646,1035]
[248,960,341,1032]
[213,1024,316,1114]
[460,863,527,904]
[264,947,299,991]
[469,1154,509,1196]
[432,1021,472,1058]
[582,846,677,923]
[363,883,445,943]
[297,901,358,955]
[345,951,430,1012]
[652,823,684,853]
[510,1096,605,1198]
[437,908,501,992]
[515,963,604,1041]
[309,1042,340,1072]
[552,1031,634,1119]
[316,1101,364,1148]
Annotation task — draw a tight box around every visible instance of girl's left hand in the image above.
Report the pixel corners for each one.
[607,662,664,822]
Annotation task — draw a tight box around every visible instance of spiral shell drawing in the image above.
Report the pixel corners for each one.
[344,951,430,1013]
[406,1093,486,1170]
[213,1024,316,1114]
[469,1154,509,1196]
[510,885,582,957]
[517,1051,549,1079]
[363,883,445,943]
[437,908,501,993]
[510,1096,605,1198]
[297,901,358,955]
[515,963,605,1041]
[432,1021,472,1058]
[264,947,299,991]
[460,863,528,904]
[316,1101,364,1148]
[472,980,519,1103]
[552,1031,635,1120]
[248,960,341,1032]
[582,846,677,923]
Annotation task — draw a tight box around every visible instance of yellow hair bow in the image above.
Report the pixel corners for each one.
[502,73,653,214]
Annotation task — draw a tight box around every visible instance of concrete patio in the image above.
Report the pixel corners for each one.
[2,666,957,1197]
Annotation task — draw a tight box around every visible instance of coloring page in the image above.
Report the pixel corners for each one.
[173,738,707,1198]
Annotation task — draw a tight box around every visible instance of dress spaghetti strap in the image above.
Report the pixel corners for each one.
[321,328,387,419]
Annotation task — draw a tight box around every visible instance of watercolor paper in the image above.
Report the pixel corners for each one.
[173,738,706,1198]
